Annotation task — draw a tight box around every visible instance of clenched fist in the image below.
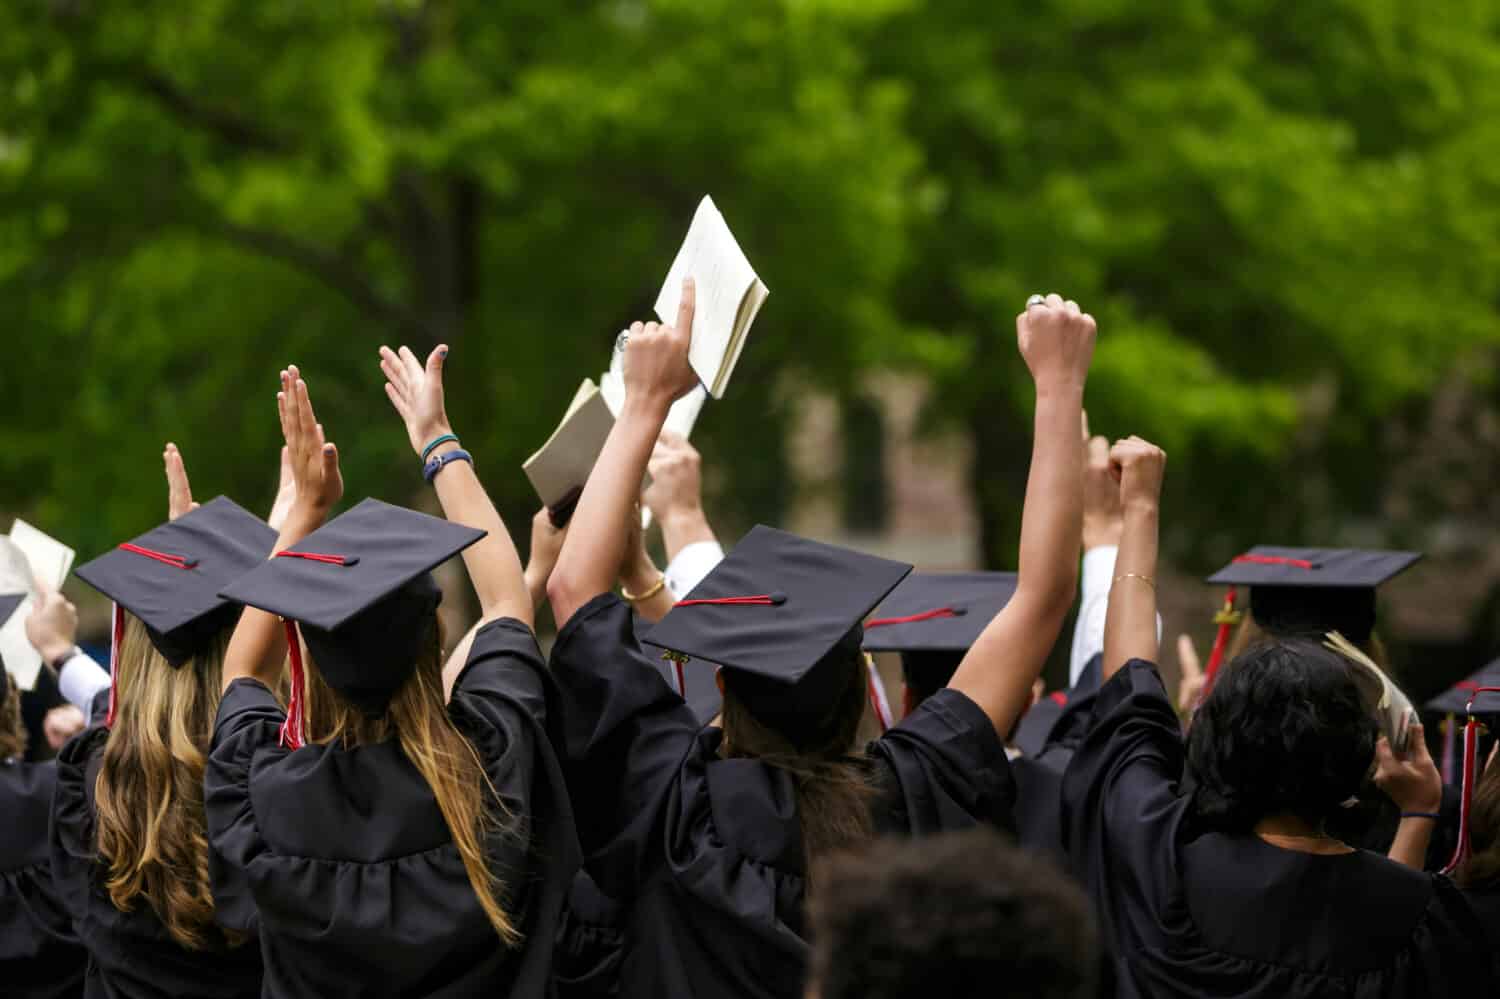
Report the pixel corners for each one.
[1016,294,1096,390]
[1108,436,1166,511]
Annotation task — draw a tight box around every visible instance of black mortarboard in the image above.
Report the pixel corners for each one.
[219,498,484,714]
[1426,658,1500,717]
[0,592,24,632]
[1205,546,1420,645]
[641,525,911,734]
[862,571,1017,695]
[74,497,277,666]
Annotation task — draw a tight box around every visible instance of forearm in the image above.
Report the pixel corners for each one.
[660,507,716,563]
[1015,384,1085,619]
[221,507,321,690]
[430,448,532,627]
[1102,503,1159,681]
[948,384,1083,736]
[550,396,669,628]
[442,618,484,701]
[1387,817,1434,870]
[523,565,550,612]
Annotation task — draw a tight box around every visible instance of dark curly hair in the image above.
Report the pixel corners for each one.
[1187,638,1378,832]
[806,828,1098,999]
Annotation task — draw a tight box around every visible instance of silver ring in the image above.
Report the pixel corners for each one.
[615,331,630,352]
[1026,294,1046,308]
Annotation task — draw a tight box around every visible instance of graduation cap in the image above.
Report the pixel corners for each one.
[862,571,1017,695]
[641,525,911,734]
[1205,546,1420,646]
[74,497,277,669]
[219,498,484,737]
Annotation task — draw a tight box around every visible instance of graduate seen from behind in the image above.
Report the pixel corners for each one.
[544,286,1096,999]
[50,448,274,999]
[204,356,578,997]
[1059,437,1497,997]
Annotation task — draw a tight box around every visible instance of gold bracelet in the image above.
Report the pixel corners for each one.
[1113,573,1155,590]
[622,576,667,602]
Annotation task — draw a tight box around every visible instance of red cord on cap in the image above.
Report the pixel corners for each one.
[1442,685,1500,876]
[866,607,960,628]
[275,551,359,566]
[279,620,307,750]
[118,542,198,569]
[1231,553,1316,570]
[676,593,786,607]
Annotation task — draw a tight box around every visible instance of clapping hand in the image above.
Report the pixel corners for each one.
[278,365,342,519]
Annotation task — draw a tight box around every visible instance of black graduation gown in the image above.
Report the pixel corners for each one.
[1062,659,1496,998]
[49,728,263,999]
[204,617,579,999]
[1,758,85,999]
[549,593,1014,999]
[553,871,625,999]
[1461,883,1500,981]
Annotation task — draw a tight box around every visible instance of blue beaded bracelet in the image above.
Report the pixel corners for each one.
[421,433,460,462]
[423,448,473,483]
[1399,812,1442,821]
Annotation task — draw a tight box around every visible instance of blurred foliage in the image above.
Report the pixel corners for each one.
[2,0,1500,587]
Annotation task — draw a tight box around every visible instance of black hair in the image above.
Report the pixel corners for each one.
[1187,638,1377,832]
[807,827,1098,999]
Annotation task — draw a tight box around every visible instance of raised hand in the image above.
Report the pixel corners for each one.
[1374,722,1442,814]
[266,446,298,531]
[1109,436,1166,512]
[25,584,79,664]
[277,365,342,517]
[643,431,704,524]
[1081,411,1122,550]
[1176,634,1206,718]
[623,277,699,409]
[379,344,452,458]
[164,443,199,521]
[1016,293,1096,390]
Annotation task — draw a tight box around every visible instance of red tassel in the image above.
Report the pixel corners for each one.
[1201,587,1240,700]
[117,542,197,570]
[279,620,306,750]
[674,659,686,699]
[865,607,959,628]
[274,551,357,566]
[676,594,783,607]
[866,657,892,732]
[104,604,124,728]
[1442,685,1500,876]
[1231,553,1315,570]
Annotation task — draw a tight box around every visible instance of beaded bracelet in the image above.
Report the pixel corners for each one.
[1399,812,1442,821]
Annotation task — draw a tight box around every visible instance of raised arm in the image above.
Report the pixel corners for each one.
[380,344,532,627]
[222,366,343,691]
[948,294,1094,737]
[548,278,699,629]
[1100,437,1165,681]
[644,431,717,563]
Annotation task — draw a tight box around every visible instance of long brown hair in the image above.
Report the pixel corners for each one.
[299,616,520,945]
[0,671,25,761]
[720,647,876,871]
[1458,752,1500,889]
[95,615,243,950]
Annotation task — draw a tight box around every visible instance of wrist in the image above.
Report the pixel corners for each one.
[621,392,673,424]
[416,428,457,460]
[40,640,77,665]
[1123,499,1160,519]
[620,556,662,593]
[1033,378,1086,401]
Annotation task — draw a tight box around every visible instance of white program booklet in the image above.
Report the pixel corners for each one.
[653,196,768,399]
[0,521,73,691]
[522,379,619,511]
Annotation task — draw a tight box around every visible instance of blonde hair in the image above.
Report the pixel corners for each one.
[299,616,520,945]
[95,615,243,950]
[0,671,25,761]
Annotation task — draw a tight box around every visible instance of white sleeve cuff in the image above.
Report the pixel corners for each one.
[1080,545,1120,598]
[664,541,726,599]
[58,652,111,713]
